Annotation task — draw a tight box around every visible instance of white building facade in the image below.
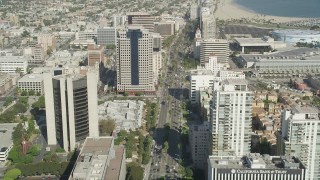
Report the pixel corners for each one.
[210,79,252,156]
[0,56,28,74]
[280,107,320,180]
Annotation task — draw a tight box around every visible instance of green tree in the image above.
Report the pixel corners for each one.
[126,162,144,180]
[4,168,21,179]
[32,96,45,110]
[106,44,116,49]
[28,90,35,96]
[20,90,28,96]
[99,119,115,136]
[123,92,129,96]
[185,167,194,178]
[21,30,30,37]
[3,96,13,107]
[163,141,169,153]
[47,46,53,56]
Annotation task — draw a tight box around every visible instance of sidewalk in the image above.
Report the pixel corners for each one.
[0,101,16,114]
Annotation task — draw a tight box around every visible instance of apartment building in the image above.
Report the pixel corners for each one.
[0,73,13,96]
[280,106,320,180]
[30,44,45,64]
[210,79,252,156]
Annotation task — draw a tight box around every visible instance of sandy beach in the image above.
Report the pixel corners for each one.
[214,0,310,23]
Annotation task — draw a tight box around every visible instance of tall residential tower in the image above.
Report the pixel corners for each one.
[210,79,252,156]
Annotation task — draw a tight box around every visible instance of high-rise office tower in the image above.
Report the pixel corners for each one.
[44,71,99,152]
[127,12,155,32]
[280,106,320,180]
[116,27,155,94]
[200,39,229,66]
[210,79,252,156]
[97,27,117,46]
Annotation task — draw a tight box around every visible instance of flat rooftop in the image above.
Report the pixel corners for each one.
[209,154,304,170]
[72,137,125,180]
[18,74,43,82]
[235,38,272,46]
[240,47,320,62]
[0,123,18,150]
[225,79,248,85]
[293,106,319,114]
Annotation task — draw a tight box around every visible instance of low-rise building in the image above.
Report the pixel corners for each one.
[0,73,13,96]
[98,100,144,132]
[0,123,18,162]
[70,137,126,180]
[17,74,44,94]
[208,154,306,180]
[0,56,28,74]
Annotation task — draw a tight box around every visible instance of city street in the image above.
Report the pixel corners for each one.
[148,26,188,179]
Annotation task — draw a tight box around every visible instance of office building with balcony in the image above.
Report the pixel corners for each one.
[44,71,99,152]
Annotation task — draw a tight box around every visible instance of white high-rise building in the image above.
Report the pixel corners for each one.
[200,39,229,66]
[210,79,252,156]
[280,106,320,180]
[190,55,245,104]
[44,71,99,152]
[116,27,155,94]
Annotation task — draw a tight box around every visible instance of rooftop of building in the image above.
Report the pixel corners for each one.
[0,56,28,62]
[18,74,43,82]
[208,154,304,170]
[234,37,274,46]
[72,137,124,180]
[0,123,18,151]
[202,38,228,43]
[98,100,145,131]
[224,79,248,85]
[240,47,320,62]
[126,12,151,16]
[293,106,319,114]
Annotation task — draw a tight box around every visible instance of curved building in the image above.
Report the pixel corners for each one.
[272,29,320,43]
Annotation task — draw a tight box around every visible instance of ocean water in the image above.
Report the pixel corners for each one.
[234,0,320,18]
